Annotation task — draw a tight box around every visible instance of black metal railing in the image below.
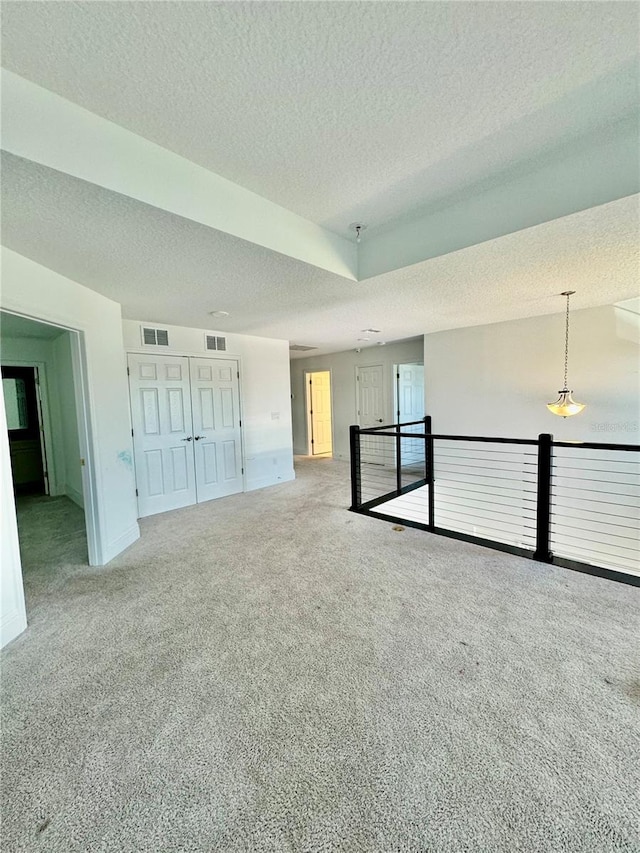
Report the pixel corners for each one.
[350,420,640,586]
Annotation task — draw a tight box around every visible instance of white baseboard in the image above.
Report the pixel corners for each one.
[65,483,84,509]
[246,469,295,492]
[1,608,27,649]
[101,523,140,565]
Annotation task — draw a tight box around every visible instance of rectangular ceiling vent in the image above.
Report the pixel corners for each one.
[141,326,169,346]
[205,335,227,352]
[289,344,318,352]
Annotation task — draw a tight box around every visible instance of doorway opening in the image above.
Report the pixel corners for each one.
[305,370,333,456]
[1,311,95,604]
[1,365,48,497]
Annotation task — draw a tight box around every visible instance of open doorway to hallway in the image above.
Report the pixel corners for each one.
[1,364,48,496]
[1,312,90,605]
[305,370,333,456]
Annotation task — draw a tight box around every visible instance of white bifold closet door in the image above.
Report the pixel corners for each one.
[128,353,243,517]
[190,357,243,503]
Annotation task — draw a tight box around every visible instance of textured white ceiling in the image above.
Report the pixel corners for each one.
[1,2,638,357]
[2,153,638,358]
[2,1,638,236]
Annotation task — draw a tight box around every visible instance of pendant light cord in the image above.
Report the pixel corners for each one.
[563,292,570,390]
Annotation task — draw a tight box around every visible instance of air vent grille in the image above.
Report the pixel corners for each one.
[206,335,227,352]
[141,326,169,346]
[289,344,318,352]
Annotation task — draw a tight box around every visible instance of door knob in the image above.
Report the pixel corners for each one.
[182,436,193,441]
[194,435,205,441]
[377,418,383,422]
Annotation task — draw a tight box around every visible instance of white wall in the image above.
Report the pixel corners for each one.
[290,338,424,459]
[424,304,639,443]
[0,387,27,647]
[122,320,295,491]
[1,249,140,575]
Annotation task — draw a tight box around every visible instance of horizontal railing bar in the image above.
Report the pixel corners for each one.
[549,544,640,571]
[434,504,536,528]
[435,453,536,475]
[552,456,640,468]
[555,471,640,489]
[551,503,638,530]
[361,431,431,439]
[435,473,537,491]
[437,526,536,545]
[432,434,539,445]
[552,461,640,472]
[550,522,639,545]
[359,430,539,445]
[549,536,639,559]
[551,486,639,503]
[552,440,640,452]
[361,419,427,432]
[435,445,537,455]
[551,506,639,523]
[359,478,428,512]
[435,451,537,462]
[435,502,535,526]
[358,425,639,452]
[436,495,536,519]
[435,463,537,480]
[436,483,536,502]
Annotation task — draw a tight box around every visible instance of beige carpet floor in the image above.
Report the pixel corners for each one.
[2,457,639,852]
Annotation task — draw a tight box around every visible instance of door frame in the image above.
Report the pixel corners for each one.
[304,369,334,456]
[1,312,101,565]
[2,360,55,495]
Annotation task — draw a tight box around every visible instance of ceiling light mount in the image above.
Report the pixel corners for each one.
[349,222,367,244]
[547,290,585,418]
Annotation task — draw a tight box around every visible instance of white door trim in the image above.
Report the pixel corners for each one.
[0,313,101,565]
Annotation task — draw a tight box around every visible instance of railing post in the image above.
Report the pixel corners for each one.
[424,415,435,529]
[534,433,553,562]
[423,416,431,481]
[349,424,362,510]
[395,423,402,495]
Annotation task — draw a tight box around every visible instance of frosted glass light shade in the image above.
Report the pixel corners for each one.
[547,390,586,418]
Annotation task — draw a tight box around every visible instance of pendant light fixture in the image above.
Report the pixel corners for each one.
[547,290,585,418]
[349,222,367,243]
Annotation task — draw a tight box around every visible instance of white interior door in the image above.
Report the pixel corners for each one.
[190,357,243,501]
[395,362,425,470]
[396,363,425,423]
[128,354,196,517]
[356,364,386,465]
[308,371,332,455]
[357,364,385,428]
